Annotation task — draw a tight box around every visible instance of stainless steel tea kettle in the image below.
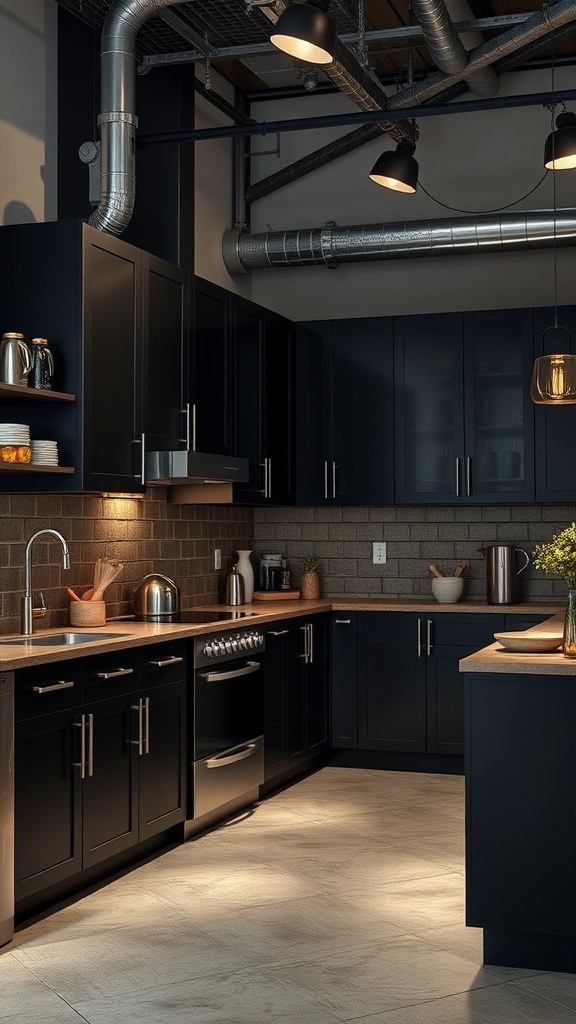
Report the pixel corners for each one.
[480,544,530,605]
[133,573,181,620]
[0,333,32,386]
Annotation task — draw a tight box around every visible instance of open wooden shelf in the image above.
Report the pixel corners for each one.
[0,463,74,474]
[0,383,75,403]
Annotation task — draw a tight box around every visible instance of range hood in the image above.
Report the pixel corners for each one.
[146,450,249,503]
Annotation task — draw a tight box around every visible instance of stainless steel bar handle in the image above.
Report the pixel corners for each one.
[324,460,328,500]
[144,696,150,755]
[300,625,309,662]
[130,699,144,754]
[335,619,351,624]
[32,680,75,694]
[96,667,134,680]
[332,462,337,499]
[466,456,472,497]
[191,403,197,452]
[199,660,260,683]
[184,403,191,450]
[87,713,94,777]
[268,630,289,636]
[417,618,422,658]
[427,619,433,656]
[260,459,268,497]
[206,743,257,769]
[140,432,146,484]
[268,457,272,499]
[308,623,314,664]
[73,715,86,779]
[149,656,184,667]
[455,457,461,497]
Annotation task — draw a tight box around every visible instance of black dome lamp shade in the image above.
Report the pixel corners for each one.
[544,112,576,170]
[270,0,337,66]
[369,139,419,193]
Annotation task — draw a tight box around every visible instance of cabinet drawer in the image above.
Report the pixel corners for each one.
[15,660,83,721]
[83,648,138,702]
[139,640,187,688]
[358,613,417,645]
[431,614,505,648]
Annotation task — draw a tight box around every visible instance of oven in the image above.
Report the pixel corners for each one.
[189,626,265,828]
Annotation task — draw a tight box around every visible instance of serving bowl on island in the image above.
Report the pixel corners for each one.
[493,631,563,653]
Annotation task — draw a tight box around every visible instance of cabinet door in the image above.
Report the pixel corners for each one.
[138,680,186,840]
[286,620,308,763]
[534,305,576,503]
[295,323,333,505]
[331,318,394,505]
[331,613,358,748]
[82,693,138,869]
[262,626,290,780]
[394,314,464,503]
[83,232,143,492]
[306,617,329,756]
[190,277,231,455]
[426,645,471,755]
[358,640,426,752]
[463,309,534,503]
[142,254,188,452]
[264,312,294,504]
[15,709,82,899]
[233,297,265,502]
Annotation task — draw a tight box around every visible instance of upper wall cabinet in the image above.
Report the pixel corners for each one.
[189,278,232,457]
[232,297,294,505]
[296,318,395,506]
[533,304,576,503]
[394,309,535,504]
[0,221,189,494]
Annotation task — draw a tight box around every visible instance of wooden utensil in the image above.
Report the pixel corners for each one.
[91,560,124,601]
[429,563,444,578]
[454,561,469,577]
[66,586,81,602]
[81,587,94,601]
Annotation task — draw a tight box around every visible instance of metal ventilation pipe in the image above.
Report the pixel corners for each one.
[89,0,189,235]
[222,210,576,272]
[410,0,499,98]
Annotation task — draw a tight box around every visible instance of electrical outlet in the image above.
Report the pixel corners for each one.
[373,542,387,565]
[214,548,222,570]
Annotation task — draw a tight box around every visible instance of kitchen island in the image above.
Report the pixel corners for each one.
[460,613,576,973]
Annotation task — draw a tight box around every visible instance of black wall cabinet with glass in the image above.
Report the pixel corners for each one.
[533,304,576,503]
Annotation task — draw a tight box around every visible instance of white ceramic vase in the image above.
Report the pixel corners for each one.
[236,550,254,603]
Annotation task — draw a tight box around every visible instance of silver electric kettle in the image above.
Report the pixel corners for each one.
[0,333,32,386]
[480,544,530,605]
[133,573,181,621]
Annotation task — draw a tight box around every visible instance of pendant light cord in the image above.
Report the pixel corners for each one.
[416,171,550,214]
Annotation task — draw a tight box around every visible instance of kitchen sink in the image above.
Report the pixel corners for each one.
[0,632,127,646]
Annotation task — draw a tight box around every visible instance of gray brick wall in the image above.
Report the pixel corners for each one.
[254,505,576,602]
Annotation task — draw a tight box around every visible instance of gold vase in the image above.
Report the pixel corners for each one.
[563,589,576,657]
[300,571,320,600]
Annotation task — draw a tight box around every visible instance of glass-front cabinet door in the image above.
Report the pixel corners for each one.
[394,314,464,502]
[464,309,534,504]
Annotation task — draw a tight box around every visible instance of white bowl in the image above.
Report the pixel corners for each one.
[493,631,563,653]
[431,577,464,604]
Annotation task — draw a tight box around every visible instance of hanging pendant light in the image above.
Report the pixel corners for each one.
[531,346,576,405]
[544,112,576,170]
[270,0,337,66]
[369,139,419,193]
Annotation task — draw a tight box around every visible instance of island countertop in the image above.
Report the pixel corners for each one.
[459,610,572,675]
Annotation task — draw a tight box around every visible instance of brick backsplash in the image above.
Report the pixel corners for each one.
[0,491,253,634]
[253,505,576,602]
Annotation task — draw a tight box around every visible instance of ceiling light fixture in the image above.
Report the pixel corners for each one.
[270,0,337,66]
[544,111,576,170]
[369,138,419,193]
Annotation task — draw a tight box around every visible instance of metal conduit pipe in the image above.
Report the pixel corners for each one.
[89,0,189,235]
[222,210,576,273]
[410,0,499,97]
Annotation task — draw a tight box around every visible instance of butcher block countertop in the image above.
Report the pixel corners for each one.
[0,597,564,671]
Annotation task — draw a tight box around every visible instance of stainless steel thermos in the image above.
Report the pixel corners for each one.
[481,544,530,605]
[30,338,55,389]
[224,565,245,606]
[0,333,32,385]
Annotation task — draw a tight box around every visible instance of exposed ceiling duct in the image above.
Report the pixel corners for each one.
[409,0,499,97]
[222,210,576,272]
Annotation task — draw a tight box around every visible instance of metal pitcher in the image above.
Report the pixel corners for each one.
[481,544,530,605]
[0,333,32,386]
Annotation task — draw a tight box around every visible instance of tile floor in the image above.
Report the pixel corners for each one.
[3,767,576,1022]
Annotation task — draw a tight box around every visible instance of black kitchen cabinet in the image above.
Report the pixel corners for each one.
[534,304,576,503]
[296,318,394,505]
[189,276,232,456]
[394,309,534,504]
[262,614,329,787]
[331,613,358,748]
[142,254,188,453]
[233,297,294,504]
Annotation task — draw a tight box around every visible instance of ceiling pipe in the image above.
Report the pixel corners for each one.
[409,0,499,97]
[222,210,576,273]
[88,0,190,236]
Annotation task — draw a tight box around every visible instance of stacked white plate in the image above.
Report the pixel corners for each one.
[0,423,31,445]
[31,439,58,466]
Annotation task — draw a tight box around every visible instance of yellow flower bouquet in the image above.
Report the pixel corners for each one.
[533,523,576,656]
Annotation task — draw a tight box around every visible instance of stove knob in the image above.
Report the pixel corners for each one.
[239,636,248,649]
[225,640,233,653]
[231,639,239,652]
[204,645,214,657]
[218,641,227,655]
[247,634,255,648]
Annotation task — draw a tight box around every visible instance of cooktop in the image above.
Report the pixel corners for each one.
[177,610,255,623]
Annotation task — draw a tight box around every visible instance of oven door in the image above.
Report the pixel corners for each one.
[194,655,263,761]
[194,735,264,820]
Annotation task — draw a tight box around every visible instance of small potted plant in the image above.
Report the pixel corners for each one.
[300,555,321,600]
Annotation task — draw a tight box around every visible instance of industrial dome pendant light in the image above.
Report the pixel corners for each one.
[368,138,419,194]
[544,111,576,170]
[270,0,337,66]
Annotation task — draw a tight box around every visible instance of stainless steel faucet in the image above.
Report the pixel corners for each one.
[21,529,70,635]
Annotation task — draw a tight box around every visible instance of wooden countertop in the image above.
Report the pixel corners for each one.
[0,597,563,671]
[459,610,574,675]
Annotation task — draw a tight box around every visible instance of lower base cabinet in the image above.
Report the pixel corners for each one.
[15,641,186,902]
[263,614,329,784]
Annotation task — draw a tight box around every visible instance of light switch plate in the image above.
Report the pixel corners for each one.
[214,548,222,570]
[373,542,387,564]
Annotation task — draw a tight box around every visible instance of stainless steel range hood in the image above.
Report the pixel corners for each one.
[146,450,249,504]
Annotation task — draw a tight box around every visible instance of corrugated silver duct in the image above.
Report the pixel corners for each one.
[89,0,189,235]
[222,210,576,272]
[410,0,498,98]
